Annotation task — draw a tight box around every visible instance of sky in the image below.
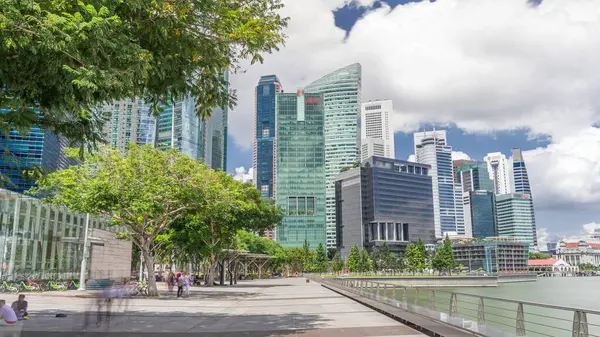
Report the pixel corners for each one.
[226,0,600,247]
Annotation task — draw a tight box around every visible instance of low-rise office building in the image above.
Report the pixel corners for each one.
[451,237,529,273]
[335,156,436,258]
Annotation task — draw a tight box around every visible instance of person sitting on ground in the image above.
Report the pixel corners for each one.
[11,295,27,320]
[0,300,17,325]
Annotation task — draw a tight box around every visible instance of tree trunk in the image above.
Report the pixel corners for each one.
[142,243,158,296]
[207,221,216,287]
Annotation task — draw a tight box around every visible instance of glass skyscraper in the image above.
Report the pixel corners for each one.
[253,75,282,198]
[509,148,537,247]
[496,193,536,249]
[414,130,465,238]
[305,63,362,248]
[456,161,494,192]
[275,91,326,248]
[0,109,73,194]
[467,191,497,239]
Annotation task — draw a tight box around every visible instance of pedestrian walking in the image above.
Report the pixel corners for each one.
[185,273,191,297]
[176,273,184,298]
[167,272,175,295]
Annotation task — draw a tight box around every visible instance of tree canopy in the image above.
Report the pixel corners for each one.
[0,0,288,146]
[528,252,552,260]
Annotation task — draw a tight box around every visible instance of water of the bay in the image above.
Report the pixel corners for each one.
[434,277,600,336]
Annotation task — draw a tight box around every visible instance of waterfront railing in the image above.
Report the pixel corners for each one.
[313,276,599,337]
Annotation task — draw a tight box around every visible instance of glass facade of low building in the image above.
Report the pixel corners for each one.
[452,239,529,273]
[275,91,326,248]
[0,189,111,281]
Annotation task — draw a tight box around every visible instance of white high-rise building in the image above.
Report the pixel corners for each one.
[414,130,465,238]
[483,152,512,195]
[360,100,395,161]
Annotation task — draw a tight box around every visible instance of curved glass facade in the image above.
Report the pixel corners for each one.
[305,63,362,248]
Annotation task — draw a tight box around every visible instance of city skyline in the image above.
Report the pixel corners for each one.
[226,0,600,243]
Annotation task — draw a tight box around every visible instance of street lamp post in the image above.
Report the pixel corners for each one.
[78,213,91,291]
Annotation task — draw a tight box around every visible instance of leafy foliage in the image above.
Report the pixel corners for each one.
[0,0,289,146]
[331,252,345,274]
[347,244,360,272]
[528,252,551,260]
[314,243,328,273]
[358,248,372,272]
[432,236,456,274]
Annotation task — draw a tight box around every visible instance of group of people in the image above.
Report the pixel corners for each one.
[0,295,28,325]
[166,272,191,298]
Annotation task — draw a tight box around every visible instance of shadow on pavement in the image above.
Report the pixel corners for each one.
[18,309,332,337]
[156,290,260,300]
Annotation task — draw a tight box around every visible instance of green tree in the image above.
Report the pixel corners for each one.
[31,144,205,295]
[0,0,289,148]
[370,247,382,271]
[528,252,551,260]
[331,252,345,274]
[170,171,284,286]
[347,244,360,272]
[416,238,430,271]
[432,248,445,275]
[358,248,372,272]
[327,248,337,261]
[442,235,455,273]
[302,238,313,272]
[404,243,423,275]
[314,243,328,273]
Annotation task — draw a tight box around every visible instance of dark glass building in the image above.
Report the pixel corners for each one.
[335,156,436,258]
[467,191,497,239]
[0,110,73,194]
[254,75,282,199]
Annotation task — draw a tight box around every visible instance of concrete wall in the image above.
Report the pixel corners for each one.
[347,276,498,287]
[497,273,537,283]
[89,228,132,281]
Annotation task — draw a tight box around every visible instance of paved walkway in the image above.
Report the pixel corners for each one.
[3,277,424,336]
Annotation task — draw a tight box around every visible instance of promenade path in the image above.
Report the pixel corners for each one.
[2,277,425,337]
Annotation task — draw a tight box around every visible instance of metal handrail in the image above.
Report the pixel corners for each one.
[311,275,599,337]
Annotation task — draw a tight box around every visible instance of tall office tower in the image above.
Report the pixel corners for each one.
[101,99,141,149]
[496,193,536,249]
[0,110,74,194]
[509,148,537,247]
[455,161,494,192]
[414,130,465,238]
[483,152,512,194]
[305,63,362,249]
[275,90,326,248]
[360,100,395,162]
[203,70,229,171]
[253,75,283,198]
[156,95,203,160]
[465,191,497,239]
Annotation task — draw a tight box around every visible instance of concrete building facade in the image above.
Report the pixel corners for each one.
[360,100,394,162]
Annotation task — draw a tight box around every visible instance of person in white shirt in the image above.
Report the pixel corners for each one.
[0,300,17,324]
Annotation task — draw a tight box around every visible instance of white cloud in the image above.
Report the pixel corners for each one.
[451,151,471,161]
[582,222,600,234]
[537,228,550,251]
[524,127,600,209]
[407,154,416,162]
[233,166,254,183]
[227,0,600,212]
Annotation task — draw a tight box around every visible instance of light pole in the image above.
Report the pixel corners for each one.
[78,213,90,291]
